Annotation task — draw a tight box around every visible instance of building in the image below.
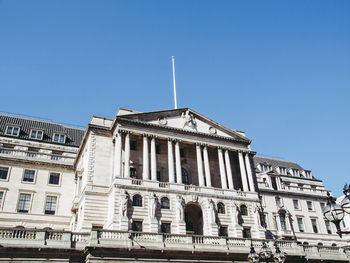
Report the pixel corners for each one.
[0,108,349,263]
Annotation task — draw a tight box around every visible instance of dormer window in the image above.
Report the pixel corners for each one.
[305,171,311,178]
[53,133,66,143]
[6,126,20,136]
[30,130,43,140]
[261,164,272,172]
[291,169,299,177]
[279,167,287,175]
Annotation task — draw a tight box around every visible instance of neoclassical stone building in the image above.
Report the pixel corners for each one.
[0,108,349,262]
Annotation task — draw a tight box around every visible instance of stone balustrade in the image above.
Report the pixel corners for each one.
[0,227,349,261]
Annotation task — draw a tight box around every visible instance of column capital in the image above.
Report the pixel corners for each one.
[120,129,131,135]
[149,134,158,139]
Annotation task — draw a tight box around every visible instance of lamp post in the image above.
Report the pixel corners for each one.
[248,241,286,263]
[323,184,350,238]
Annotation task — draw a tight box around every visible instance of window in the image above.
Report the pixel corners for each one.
[279,212,287,231]
[53,133,66,143]
[51,151,63,161]
[161,222,171,233]
[0,143,14,154]
[132,194,142,207]
[293,200,299,210]
[182,168,189,185]
[305,171,311,178]
[275,197,281,207]
[130,141,137,151]
[292,169,299,177]
[217,202,225,214]
[279,167,287,175]
[0,167,9,180]
[131,220,142,232]
[130,168,137,178]
[49,173,60,185]
[271,177,278,190]
[219,226,228,237]
[27,147,39,158]
[23,169,35,183]
[325,220,332,234]
[156,144,160,154]
[0,191,4,208]
[297,218,304,232]
[242,228,251,238]
[307,201,313,211]
[311,219,318,233]
[160,197,170,209]
[6,126,20,136]
[156,171,161,181]
[320,202,325,211]
[45,196,57,215]
[30,130,43,140]
[240,205,248,216]
[17,193,31,213]
[261,164,272,172]
[180,148,185,158]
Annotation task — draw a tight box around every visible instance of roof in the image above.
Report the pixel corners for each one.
[0,114,85,147]
[253,156,305,171]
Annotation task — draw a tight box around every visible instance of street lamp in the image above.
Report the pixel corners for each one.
[248,242,286,263]
[323,185,350,238]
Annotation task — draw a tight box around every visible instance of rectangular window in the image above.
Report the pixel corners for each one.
[292,169,299,177]
[261,164,272,172]
[156,171,161,181]
[53,133,65,143]
[45,196,57,215]
[130,141,137,151]
[30,130,43,140]
[6,126,20,136]
[219,226,228,237]
[0,191,4,208]
[51,151,63,161]
[161,222,171,233]
[320,203,325,211]
[27,147,39,158]
[325,220,332,234]
[279,213,287,231]
[297,218,304,232]
[130,168,137,178]
[293,200,299,210]
[311,219,318,233]
[0,143,14,154]
[49,173,60,185]
[242,228,251,238]
[275,197,281,206]
[305,171,311,178]
[271,177,278,190]
[131,220,143,232]
[307,201,313,211]
[0,167,9,180]
[279,167,287,175]
[23,169,35,183]
[156,144,160,154]
[180,148,185,158]
[17,193,31,213]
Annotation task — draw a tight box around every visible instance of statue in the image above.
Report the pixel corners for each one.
[254,206,261,226]
[207,199,216,224]
[149,193,157,218]
[181,110,197,130]
[176,195,185,221]
[232,202,239,224]
[120,190,129,217]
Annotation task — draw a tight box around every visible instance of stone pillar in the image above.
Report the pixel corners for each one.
[203,145,211,187]
[168,139,175,183]
[114,131,123,178]
[218,147,228,189]
[175,140,182,184]
[224,149,234,189]
[276,177,282,190]
[245,153,255,192]
[124,132,130,178]
[238,151,249,191]
[142,135,150,180]
[196,143,205,187]
[150,136,157,181]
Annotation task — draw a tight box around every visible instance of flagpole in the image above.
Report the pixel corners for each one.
[172,56,178,109]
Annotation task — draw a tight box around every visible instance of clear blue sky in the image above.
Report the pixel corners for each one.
[0,1,349,197]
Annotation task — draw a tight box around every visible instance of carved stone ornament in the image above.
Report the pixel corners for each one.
[158,117,167,126]
[181,110,197,130]
[208,126,217,134]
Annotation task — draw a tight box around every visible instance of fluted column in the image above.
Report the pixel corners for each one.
[175,140,182,184]
[196,144,205,187]
[142,135,149,180]
[150,136,157,181]
[168,139,175,183]
[218,147,228,189]
[224,149,234,189]
[114,131,122,178]
[238,151,248,191]
[203,145,211,187]
[124,132,130,178]
[244,153,255,192]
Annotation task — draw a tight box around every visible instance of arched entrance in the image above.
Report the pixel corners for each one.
[184,203,203,235]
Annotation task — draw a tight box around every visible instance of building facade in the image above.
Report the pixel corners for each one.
[0,108,349,263]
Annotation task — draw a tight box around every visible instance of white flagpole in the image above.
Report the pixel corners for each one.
[172,56,178,109]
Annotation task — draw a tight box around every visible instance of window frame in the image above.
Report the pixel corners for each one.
[307,201,313,211]
[297,217,305,232]
[311,218,318,233]
[52,133,66,144]
[0,190,5,210]
[131,220,143,232]
[160,197,170,209]
[44,195,58,215]
[217,202,225,214]
[219,225,228,237]
[17,192,33,213]
[293,199,300,210]
[30,129,44,140]
[279,167,287,175]
[240,204,248,216]
[132,194,143,207]
[161,222,171,233]
[22,169,36,183]
[48,172,61,186]
[5,126,20,137]
[0,166,10,181]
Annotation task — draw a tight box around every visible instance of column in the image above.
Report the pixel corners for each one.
[276,177,282,190]
[203,145,211,187]
[150,136,157,181]
[175,140,182,184]
[114,131,122,178]
[218,147,228,189]
[224,149,234,189]
[238,151,249,191]
[124,132,130,178]
[168,139,175,183]
[142,135,150,180]
[244,153,255,192]
[196,144,205,187]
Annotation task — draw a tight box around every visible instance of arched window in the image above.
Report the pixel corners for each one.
[161,197,170,209]
[303,242,309,246]
[217,202,225,214]
[132,194,142,207]
[182,168,189,185]
[240,205,248,216]
[317,242,323,246]
[331,243,337,247]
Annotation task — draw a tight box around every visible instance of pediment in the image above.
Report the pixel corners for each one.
[116,108,250,143]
